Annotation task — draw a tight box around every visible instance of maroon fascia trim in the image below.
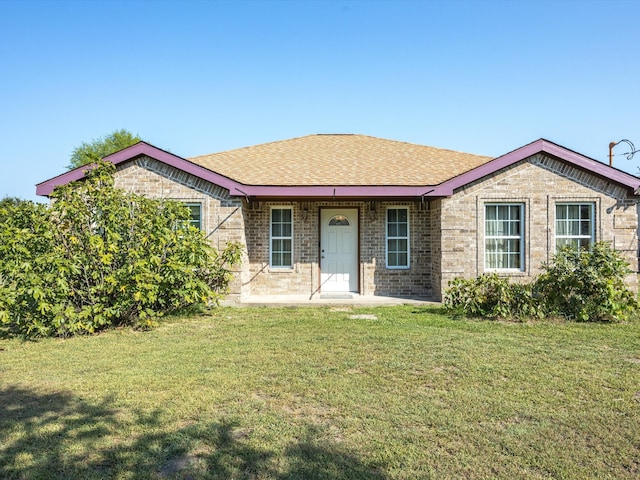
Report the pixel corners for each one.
[36,142,245,197]
[35,141,437,198]
[36,138,640,198]
[234,185,430,197]
[430,138,640,196]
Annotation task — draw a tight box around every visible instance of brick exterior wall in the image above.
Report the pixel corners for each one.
[112,153,638,303]
[434,153,639,300]
[244,201,433,298]
[113,157,248,300]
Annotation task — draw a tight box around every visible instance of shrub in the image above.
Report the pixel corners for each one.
[0,161,242,337]
[444,242,637,322]
[444,273,542,320]
[537,242,637,322]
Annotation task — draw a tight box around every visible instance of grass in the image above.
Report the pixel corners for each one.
[1,305,639,479]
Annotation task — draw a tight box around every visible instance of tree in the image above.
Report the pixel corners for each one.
[67,129,142,169]
[0,197,26,222]
[0,196,24,207]
[0,161,242,337]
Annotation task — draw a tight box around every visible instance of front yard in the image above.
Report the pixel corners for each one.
[1,306,638,479]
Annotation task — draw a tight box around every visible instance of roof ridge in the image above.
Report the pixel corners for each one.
[189,134,492,161]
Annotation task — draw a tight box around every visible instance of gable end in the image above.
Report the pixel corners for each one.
[431,139,640,197]
[116,156,236,205]
[452,153,633,201]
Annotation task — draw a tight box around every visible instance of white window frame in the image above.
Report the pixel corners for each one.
[555,203,595,251]
[270,206,293,268]
[386,207,410,269]
[184,202,202,230]
[484,203,524,271]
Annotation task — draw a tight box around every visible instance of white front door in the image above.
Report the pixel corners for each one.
[320,209,358,293]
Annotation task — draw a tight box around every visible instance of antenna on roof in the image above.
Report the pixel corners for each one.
[609,139,638,166]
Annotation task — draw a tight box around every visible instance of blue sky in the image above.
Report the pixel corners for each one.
[2,0,639,201]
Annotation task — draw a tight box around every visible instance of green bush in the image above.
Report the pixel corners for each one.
[0,161,242,337]
[444,273,541,320]
[537,242,637,322]
[444,242,637,322]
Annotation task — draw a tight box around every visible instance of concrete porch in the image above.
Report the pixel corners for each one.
[222,293,439,307]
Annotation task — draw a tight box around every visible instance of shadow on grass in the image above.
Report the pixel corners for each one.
[417,305,449,314]
[411,305,452,317]
[0,386,387,479]
[0,329,36,341]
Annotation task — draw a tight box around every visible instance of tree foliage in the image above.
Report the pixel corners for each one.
[0,197,26,222]
[0,161,242,338]
[0,196,25,208]
[444,242,637,322]
[67,129,142,169]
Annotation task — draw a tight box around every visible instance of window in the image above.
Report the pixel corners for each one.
[271,207,293,268]
[386,207,409,268]
[328,215,350,226]
[185,203,202,230]
[556,203,594,251]
[485,204,524,270]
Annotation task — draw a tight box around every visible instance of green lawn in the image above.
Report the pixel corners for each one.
[1,306,639,479]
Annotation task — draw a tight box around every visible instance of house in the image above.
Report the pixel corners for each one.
[37,134,640,302]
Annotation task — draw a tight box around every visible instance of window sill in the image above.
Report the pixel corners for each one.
[268,267,295,273]
[485,269,528,277]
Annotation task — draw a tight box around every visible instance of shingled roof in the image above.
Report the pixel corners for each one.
[188,134,493,186]
[36,136,640,198]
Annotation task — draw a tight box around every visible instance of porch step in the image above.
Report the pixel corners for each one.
[319,293,354,300]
